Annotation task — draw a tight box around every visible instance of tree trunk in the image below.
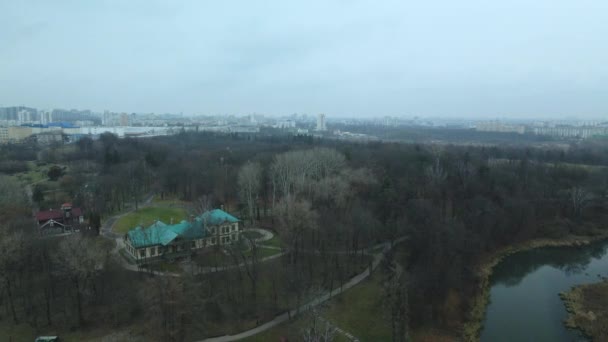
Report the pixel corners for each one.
[44,286,52,326]
[5,278,18,324]
[74,279,85,326]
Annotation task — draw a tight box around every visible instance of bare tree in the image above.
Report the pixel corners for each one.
[238,161,262,225]
[0,226,26,323]
[302,307,336,342]
[275,196,318,264]
[569,187,592,218]
[196,194,213,215]
[425,157,447,187]
[270,148,347,202]
[53,235,105,326]
[0,175,30,221]
[382,251,409,342]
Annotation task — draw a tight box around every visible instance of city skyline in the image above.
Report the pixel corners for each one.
[2,1,608,118]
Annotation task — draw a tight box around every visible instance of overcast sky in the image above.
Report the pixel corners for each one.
[1,1,607,118]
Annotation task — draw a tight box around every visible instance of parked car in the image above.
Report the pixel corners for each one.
[35,337,59,342]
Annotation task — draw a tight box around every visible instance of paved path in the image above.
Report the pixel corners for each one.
[198,237,406,342]
[241,228,274,243]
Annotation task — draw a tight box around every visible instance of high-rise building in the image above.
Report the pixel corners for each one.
[316,113,327,131]
[102,110,111,126]
[17,109,34,124]
[39,111,52,125]
[119,113,130,126]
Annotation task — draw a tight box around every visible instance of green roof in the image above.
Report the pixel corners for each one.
[200,209,239,225]
[126,209,238,248]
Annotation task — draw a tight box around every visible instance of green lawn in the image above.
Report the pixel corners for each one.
[241,230,264,240]
[151,194,190,206]
[244,246,283,259]
[145,261,183,273]
[194,249,233,268]
[323,272,392,341]
[259,234,282,248]
[113,206,188,233]
[0,321,147,342]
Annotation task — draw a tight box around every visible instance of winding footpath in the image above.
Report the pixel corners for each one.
[199,237,406,342]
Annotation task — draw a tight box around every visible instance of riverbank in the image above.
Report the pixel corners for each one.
[462,232,608,342]
[561,280,608,340]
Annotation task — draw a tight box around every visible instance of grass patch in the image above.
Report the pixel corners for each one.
[0,321,146,342]
[152,194,189,206]
[145,261,182,273]
[561,280,608,340]
[113,206,188,234]
[0,322,37,342]
[245,246,283,259]
[260,234,282,248]
[95,236,116,250]
[194,249,233,268]
[324,272,392,341]
[241,230,264,240]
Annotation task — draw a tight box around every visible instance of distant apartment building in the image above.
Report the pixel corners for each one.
[475,121,525,134]
[39,111,52,125]
[17,109,34,124]
[0,106,37,122]
[533,126,608,139]
[0,127,8,144]
[316,113,327,131]
[119,113,130,126]
[52,108,99,124]
[275,119,296,129]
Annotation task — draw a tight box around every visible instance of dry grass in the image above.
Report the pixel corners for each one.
[561,280,608,340]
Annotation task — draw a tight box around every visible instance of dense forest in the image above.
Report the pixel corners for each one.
[1,131,608,341]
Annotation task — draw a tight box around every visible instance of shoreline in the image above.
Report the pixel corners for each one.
[461,232,608,342]
[560,280,608,341]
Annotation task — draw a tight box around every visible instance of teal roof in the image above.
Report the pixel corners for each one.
[200,209,239,225]
[126,209,238,248]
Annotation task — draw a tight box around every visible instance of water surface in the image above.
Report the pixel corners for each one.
[480,240,608,342]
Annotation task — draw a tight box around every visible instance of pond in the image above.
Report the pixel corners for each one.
[480,239,608,342]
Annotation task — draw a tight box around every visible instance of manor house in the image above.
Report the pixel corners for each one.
[124,209,239,263]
